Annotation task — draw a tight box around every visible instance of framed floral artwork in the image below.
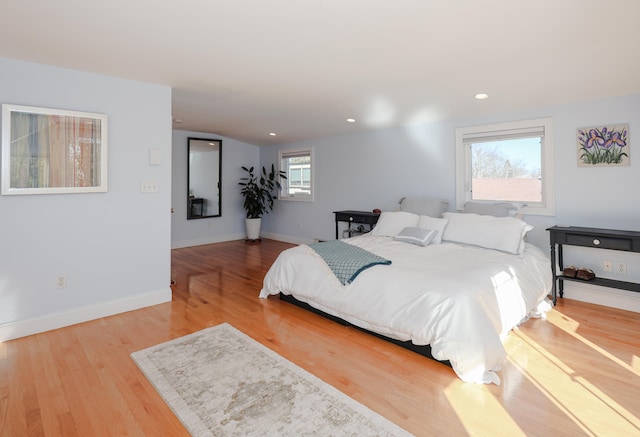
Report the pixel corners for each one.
[577,124,629,167]
[1,104,108,195]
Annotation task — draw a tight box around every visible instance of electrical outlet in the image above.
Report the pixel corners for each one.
[616,262,627,275]
[603,260,613,272]
[57,275,66,289]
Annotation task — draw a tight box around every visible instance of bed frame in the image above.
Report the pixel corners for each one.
[279,292,451,367]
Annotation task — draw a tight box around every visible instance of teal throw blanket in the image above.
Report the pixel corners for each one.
[307,240,391,285]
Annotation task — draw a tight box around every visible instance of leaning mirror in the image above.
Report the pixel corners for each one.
[187,137,221,219]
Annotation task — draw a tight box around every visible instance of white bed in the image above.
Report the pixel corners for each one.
[260,205,553,384]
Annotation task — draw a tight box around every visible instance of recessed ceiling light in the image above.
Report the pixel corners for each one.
[269,132,277,136]
[346,118,356,123]
[173,118,184,123]
[475,93,489,100]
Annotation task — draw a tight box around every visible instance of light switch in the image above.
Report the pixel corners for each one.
[140,181,158,192]
[149,149,162,166]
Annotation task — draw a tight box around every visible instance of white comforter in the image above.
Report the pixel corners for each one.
[260,235,552,384]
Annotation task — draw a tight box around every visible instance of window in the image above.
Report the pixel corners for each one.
[279,147,313,201]
[455,118,554,215]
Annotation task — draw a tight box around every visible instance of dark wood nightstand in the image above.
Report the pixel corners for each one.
[547,225,640,304]
[333,210,380,239]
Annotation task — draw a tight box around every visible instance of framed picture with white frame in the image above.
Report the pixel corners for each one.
[1,104,108,195]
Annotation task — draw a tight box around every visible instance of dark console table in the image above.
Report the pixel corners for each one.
[334,210,380,239]
[547,225,640,304]
[189,197,204,218]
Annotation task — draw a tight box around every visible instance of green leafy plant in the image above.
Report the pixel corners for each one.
[239,165,287,218]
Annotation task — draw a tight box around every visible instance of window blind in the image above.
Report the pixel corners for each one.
[462,126,545,144]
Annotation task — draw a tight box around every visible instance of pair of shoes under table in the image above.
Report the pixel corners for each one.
[562,265,595,281]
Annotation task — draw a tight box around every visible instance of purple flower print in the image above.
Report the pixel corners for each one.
[586,129,604,148]
[578,124,629,165]
[603,131,626,149]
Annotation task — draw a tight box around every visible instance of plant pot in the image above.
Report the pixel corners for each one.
[245,217,262,241]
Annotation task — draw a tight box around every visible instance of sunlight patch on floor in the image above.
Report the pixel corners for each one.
[551,310,581,332]
[548,310,640,377]
[444,380,526,437]
[509,330,640,436]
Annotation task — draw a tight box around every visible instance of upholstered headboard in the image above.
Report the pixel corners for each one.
[398,197,449,218]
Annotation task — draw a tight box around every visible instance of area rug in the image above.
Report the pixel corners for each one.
[131,323,412,436]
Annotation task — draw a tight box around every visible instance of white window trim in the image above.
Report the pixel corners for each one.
[279,146,314,202]
[455,117,555,216]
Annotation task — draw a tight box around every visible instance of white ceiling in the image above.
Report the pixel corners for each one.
[1,0,639,145]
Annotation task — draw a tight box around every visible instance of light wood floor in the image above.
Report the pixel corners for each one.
[2,239,640,436]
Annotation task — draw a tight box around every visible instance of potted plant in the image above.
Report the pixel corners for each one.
[239,164,286,241]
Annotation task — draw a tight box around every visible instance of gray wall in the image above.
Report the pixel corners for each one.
[0,57,172,340]
[261,122,458,244]
[171,129,258,248]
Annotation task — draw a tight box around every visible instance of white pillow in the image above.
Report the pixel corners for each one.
[371,211,419,237]
[399,197,449,217]
[417,215,449,243]
[393,227,437,247]
[441,212,533,255]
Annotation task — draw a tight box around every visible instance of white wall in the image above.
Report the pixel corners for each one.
[260,93,640,311]
[0,57,173,340]
[171,129,258,248]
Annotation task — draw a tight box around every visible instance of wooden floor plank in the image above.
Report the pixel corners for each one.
[1,238,639,436]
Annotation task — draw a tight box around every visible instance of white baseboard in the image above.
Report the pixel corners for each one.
[562,282,640,313]
[261,232,314,245]
[0,288,172,342]
[171,233,245,249]
[172,232,313,249]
